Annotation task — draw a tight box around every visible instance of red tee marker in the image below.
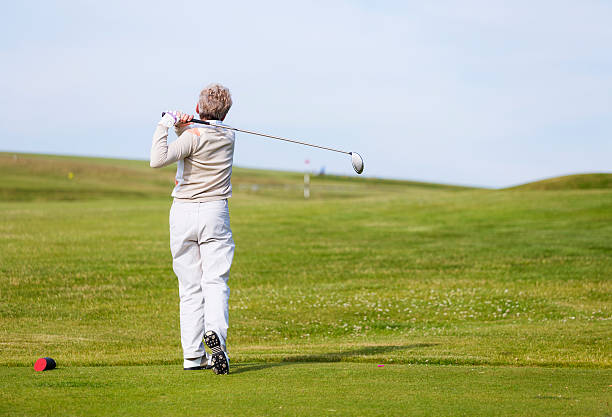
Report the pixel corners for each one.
[34,357,56,372]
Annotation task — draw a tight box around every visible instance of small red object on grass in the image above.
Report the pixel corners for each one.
[34,357,56,372]
[378,364,384,367]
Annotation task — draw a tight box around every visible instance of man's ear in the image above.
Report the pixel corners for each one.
[196,104,199,115]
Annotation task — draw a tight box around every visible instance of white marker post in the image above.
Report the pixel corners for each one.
[304,159,310,199]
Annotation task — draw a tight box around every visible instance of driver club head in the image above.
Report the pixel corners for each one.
[350,152,364,174]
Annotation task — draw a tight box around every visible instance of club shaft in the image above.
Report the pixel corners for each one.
[162,113,350,155]
[209,123,350,155]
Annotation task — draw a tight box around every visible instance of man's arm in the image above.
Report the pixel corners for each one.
[150,112,195,168]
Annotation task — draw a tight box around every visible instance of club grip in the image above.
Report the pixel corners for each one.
[161,112,209,125]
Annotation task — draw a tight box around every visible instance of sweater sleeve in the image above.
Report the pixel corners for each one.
[174,122,193,137]
[150,125,195,168]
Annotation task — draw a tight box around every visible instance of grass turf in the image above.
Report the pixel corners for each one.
[1,364,610,417]
[0,152,611,415]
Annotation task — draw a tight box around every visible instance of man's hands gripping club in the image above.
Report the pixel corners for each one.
[159,111,194,128]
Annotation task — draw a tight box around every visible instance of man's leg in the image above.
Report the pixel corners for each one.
[198,199,234,351]
[170,201,207,366]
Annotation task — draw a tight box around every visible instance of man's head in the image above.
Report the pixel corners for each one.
[197,83,232,121]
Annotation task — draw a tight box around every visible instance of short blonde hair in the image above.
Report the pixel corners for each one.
[198,83,232,121]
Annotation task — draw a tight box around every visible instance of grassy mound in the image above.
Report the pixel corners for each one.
[508,173,612,190]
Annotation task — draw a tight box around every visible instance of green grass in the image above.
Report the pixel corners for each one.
[1,152,611,416]
[1,364,610,417]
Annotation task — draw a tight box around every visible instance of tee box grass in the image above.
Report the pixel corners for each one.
[0,153,610,416]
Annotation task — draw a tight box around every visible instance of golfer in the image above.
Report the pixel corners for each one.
[150,83,234,374]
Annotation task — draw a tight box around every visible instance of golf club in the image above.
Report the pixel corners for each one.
[162,112,364,174]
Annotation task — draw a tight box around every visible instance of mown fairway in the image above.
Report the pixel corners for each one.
[1,153,611,416]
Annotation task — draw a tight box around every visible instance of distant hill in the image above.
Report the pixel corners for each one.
[508,173,612,190]
[0,152,471,202]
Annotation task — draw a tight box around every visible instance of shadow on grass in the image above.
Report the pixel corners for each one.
[231,343,437,374]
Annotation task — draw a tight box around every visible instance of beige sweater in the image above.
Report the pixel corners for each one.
[150,121,235,202]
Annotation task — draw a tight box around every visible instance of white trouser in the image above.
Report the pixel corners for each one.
[169,199,234,359]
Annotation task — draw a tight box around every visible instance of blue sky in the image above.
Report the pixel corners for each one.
[1,0,610,187]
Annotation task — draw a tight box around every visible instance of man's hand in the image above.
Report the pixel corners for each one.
[159,111,194,128]
[176,112,194,125]
[159,111,179,128]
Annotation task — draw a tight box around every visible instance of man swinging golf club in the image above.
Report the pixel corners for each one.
[150,83,234,374]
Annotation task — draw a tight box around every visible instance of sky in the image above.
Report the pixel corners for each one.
[1,0,610,188]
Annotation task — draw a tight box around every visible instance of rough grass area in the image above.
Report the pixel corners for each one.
[1,153,611,416]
